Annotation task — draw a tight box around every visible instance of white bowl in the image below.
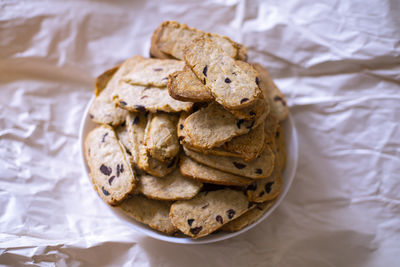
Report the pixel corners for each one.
[79,96,298,244]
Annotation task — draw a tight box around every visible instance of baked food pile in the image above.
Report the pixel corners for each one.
[84,21,289,239]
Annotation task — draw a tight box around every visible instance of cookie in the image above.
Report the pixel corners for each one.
[137,167,203,201]
[168,61,268,121]
[94,65,119,97]
[224,61,268,120]
[150,21,247,61]
[183,102,262,150]
[180,155,253,186]
[275,125,287,171]
[84,125,137,205]
[221,201,275,232]
[122,55,185,88]
[178,111,267,161]
[264,114,279,144]
[245,156,282,203]
[183,37,262,110]
[115,122,131,154]
[138,147,178,177]
[253,63,289,122]
[150,23,174,59]
[177,112,243,158]
[126,113,177,177]
[227,99,267,120]
[169,189,250,238]
[168,65,213,102]
[183,145,275,179]
[125,112,146,164]
[89,64,130,126]
[182,143,243,159]
[119,195,178,235]
[223,121,266,162]
[144,113,180,162]
[113,81,193,113]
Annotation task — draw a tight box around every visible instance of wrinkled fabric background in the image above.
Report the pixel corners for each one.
[1,0,399,266]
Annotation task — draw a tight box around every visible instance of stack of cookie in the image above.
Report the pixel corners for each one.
[85,21,289,239]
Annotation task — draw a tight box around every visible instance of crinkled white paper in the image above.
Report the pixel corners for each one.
[1,0,399,266]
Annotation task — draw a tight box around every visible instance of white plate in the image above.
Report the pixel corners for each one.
[79,96,298,244]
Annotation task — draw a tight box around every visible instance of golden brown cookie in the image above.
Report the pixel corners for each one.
[183,145,275,179]
[221,201,275,232]
[184,38,262,110]
[144,113,180,162]
[122,55,185,88]
[275,125,287,171]
[137,167,202,201]
[168,60,268,121]
[113,81,193,113]
[253,63,289,122]
[180,155,253,186]
[245,158,282,203]
[169,189,250,238]
[89,61,134,126]
[182,103,260,150]
[115,121,131,154]
[150,20,247,61]
[223,121,266,162]
[120,195,178,235]
[168,65,213,102]
[126,113,177,177]
[85,125,137,205]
